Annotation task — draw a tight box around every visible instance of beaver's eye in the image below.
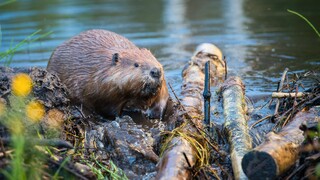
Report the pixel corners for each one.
[112,53,119,65]
[134,63,139,67]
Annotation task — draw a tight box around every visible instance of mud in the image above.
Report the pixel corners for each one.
[0,67,174,179]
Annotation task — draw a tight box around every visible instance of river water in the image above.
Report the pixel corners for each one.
[1,0,319,95]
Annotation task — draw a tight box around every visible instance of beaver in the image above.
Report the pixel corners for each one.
[47,29,169,119]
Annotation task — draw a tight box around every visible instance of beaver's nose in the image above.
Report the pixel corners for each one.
[150,68,161,78]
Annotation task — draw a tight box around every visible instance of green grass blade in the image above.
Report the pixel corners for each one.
[53,156,71,179]
[0,29,53,63]
[287,9,320,38]
[0,0,16,6]
[0,25,2,48]
[0,29,41,60]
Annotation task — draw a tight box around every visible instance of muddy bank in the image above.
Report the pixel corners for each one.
[0,67,180,179]
[0,66,319,179]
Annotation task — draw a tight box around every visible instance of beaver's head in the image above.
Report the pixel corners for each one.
[90,48,168,116]
[91,48,163,94]
[107,48,164,98]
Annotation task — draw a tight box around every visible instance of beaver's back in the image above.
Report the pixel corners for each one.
[47,29,138,101]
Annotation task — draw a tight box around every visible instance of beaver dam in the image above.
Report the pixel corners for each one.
[0,38,319,179]
[2,0,320,179]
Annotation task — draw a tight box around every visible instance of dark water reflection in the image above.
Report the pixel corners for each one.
[1,0,319,94]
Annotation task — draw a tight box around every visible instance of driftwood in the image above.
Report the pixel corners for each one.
[242,107,320,179]
[156,43,225,179]
[221,76,252,180]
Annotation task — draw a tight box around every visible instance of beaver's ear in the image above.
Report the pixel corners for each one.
[195,50,203,57]
[112,53,119,65]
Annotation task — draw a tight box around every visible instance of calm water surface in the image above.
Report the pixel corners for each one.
[1,0,320,95]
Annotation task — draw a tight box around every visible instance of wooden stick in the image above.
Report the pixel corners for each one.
[203,61,211,127]
[242,107,320,179]
[274,68,289,116]
[221,76,252,180]
[271,92,308,98]
[249,115,272,129]
[223,56,227,80]
[168,82,182,105]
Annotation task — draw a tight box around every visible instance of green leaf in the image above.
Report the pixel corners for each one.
[287,9,320,38]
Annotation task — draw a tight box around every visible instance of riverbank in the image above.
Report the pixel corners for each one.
[0,66,319,179]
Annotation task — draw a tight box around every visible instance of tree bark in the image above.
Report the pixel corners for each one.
[222,76,252,180]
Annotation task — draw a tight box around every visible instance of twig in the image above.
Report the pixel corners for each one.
[271,92,308,98]
[168,82,182,105]
[281,113,292,128]
[0,137,6,157]
[285,162,306,180]
[48,158,89,180]
[294,85,299,106]
[223,56,227,80]
[202,170,210,180]
[0,150,13,158]
[272,98,308,130]
[281,86,299,128]
[274,68,289,117]
[199,168,210,180]
[203,61,211,127]
[75,105,86,119]
[214,159,231,180]
[305,95,320,106]
[255,98,273,112]
[250,115,272,129]
[183,152,192,168]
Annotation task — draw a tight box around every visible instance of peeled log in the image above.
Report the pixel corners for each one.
[156,63,203,179]
[156,43,225,179]
[242,107,320,179]
[272,92,308,98]
[222,76,252,180]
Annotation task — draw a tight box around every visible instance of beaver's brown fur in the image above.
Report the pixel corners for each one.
[47,29,169,119]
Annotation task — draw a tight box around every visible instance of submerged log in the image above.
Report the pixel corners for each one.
[156,43,225,179]
[242,107,320,179]
[222,76,252,180]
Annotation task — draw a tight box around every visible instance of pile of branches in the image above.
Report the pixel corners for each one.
[274,70,320,179]
[272,69,320,129]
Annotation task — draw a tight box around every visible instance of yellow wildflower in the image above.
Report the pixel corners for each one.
[12,73,33,97]
[26,100,45,123]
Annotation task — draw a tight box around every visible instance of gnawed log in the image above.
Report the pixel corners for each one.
[222,76,252,180]
[156,43,225,179]
[242,107,320,179]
